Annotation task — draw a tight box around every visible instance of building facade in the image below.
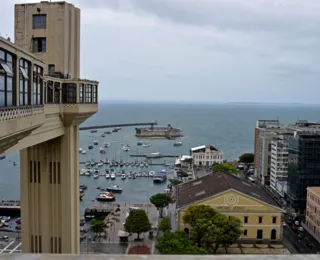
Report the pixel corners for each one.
[176,172,283,243]
[191,145,224,166]
[306,187,320,243]
[286,133,320,212]
[254,120,280,169]
[0,1,100,254]
[15,1,80,78]
[270,133,293,197]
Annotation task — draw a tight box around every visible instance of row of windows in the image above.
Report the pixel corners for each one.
[242,229,277,240]
[193,155,222,159]
[0,49,44,107]
[79,84,98,104]
[243,216,277,224]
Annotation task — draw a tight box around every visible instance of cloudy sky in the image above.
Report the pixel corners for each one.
[1,0,320,103]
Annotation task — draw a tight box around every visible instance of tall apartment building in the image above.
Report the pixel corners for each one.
[256,126,285,185]
[306,187,320,243]
[270,132,293,197]
[254,120,280,169]
[15,1,80,78]
[286,132,320,213]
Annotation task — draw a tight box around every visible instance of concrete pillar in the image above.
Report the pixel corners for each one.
[20,125,80,254]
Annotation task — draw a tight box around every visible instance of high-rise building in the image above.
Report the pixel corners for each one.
[15,1,80,79]
[270,132,293,197]
[254,120,281,179]
[286,132,320,213]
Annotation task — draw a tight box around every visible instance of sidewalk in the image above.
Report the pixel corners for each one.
[301,222,320,253]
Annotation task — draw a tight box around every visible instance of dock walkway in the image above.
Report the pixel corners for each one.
[79,122,157,131]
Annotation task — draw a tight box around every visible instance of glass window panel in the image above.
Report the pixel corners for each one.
[7,77,12,92]
[0,50,4,60]
[25,94,28,105]
[0,75,4,91]
[0,61,13,77]
[20,93,24,105]
[7,92,12,106]
[20,80,24,92]
[0,92,4,106]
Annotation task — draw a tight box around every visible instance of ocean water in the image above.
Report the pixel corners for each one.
[1,103,320,214]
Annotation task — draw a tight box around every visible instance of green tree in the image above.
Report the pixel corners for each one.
[239,153,254,164]
[158,217,171,232]
[124,209,151,240]
[169,179,182,186]
[90,220,107,237]
[199,214,242,253]
[156,231,207,255]
[183,205,216,227]
[150,193,173,218]
[212,163,239,174]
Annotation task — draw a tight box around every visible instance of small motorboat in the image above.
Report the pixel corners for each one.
[90,162,96,167]
[112,128,118,133]
[81,150,86,154]
[173,142,183,147]
[96,192,116,201]
[142,143,151,148]
[88,145,94,150]
[90,129,98,133]
[121,173,126,180]
[97,162,103,167]
[0,155,6,160]
[148,171,155,177]
[99,148,105,154]
[104,142,110,148]
[123,145,130,152]
[94,173,99,179]
[80,184,87,190]
[137,141,143,146]
[110,173,116,180]
[101,134,106,137]
[107,185,123,193]
[105,131,111,134]
[84,170,91,176]
[79,148,83,153]
[105,173,110,179]
[80,193,84,200]
[79,169,88,175]
[93,140,99,145]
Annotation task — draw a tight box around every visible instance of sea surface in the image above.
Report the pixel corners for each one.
[1,103,320,214]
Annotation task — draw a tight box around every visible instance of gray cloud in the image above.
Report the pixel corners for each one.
[3,0,320,103]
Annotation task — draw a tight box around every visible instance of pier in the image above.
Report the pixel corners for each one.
[0,200,21,216]
[79,121,158,131]
[130,154,179,158]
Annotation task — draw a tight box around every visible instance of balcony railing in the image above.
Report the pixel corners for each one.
[0,105,44,122]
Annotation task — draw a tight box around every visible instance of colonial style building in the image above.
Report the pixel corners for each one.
[191,145,224,166]
[176,172,284,243]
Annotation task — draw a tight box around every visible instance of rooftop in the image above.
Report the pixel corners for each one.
[307,187,320,197]
[176,172,281,209]
[191,145,219,152]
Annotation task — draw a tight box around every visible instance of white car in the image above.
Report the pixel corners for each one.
[282,222,287,226]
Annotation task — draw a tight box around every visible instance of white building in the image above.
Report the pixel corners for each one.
[191,145,224,166]
[270,133,292,196]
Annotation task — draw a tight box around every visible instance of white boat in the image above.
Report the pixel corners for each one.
[84,171,91,176]
[85,161,90,167]
[79,148,83,153]
[94,173,99,179]
[142,143,151,148]
[121,173,126,180]
[81,150,86,154]
[107,185,123,193]
[139,163,144,167]
[146,152,161,158]
[97,162,103,167]
[123,145,130,152]
[104,142,110,148]
[105,173,110,179]
[96,192,115,201]
[79,169,87,175]
[148,171,155,177]
[93,140,98,145]
[173,142,183,147]
[110,173,116,180]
